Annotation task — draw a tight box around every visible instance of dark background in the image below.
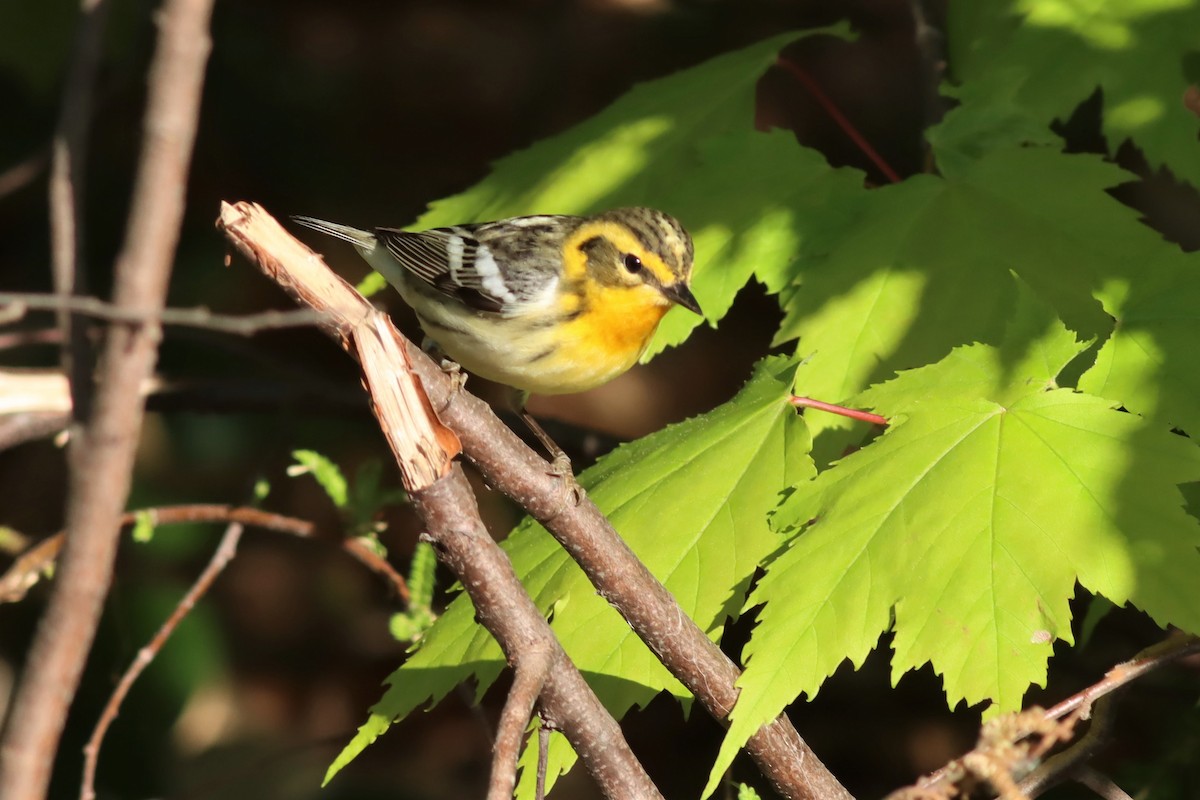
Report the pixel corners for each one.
[2,1,1197,798]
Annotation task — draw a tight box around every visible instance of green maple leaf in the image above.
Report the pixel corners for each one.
[325,356,813,791]
[1079,249,1200,437]
[706,290,1200,797]
[770,147,1156,455]
[939,0,1200,186]
[641,128,862,358]
[355,28,856,356]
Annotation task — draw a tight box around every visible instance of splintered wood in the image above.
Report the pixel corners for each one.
[217,200,459,491]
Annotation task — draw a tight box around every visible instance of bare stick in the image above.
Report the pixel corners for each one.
[1013,635,1200,798]
[0,327,64,350]
[0,3,215,794]
[0,504,409,605]
[775,57,902,184]
[0,292,325,336]
[1043,634,1200,722]
[0,411,71,452]
[0,366,367,451]
[219,202,663,799]
[0,148,49,201]
[339,537,409,604]
[887,706,1082,800]
[536,722,550,800]
[896,634,1200,799]
[791,395,888,426]
[414,471,664,799]
[80,519,244,800]
[49,0,110,423]
[489,645,553,800]
[1017,696,1115,798]
[1072,767,1134,800]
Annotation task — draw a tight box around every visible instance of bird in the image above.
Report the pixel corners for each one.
[293,207,702,468]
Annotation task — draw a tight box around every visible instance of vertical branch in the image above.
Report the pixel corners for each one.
[0,1,215,797]
[488,644,552,800]
[49,0,111,423]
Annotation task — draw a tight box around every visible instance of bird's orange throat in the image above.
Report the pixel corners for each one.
[564,284,670,364]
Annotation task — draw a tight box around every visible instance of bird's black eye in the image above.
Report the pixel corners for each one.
[622,253,643,274]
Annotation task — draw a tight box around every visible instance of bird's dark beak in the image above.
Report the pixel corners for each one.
[664,283,703,316]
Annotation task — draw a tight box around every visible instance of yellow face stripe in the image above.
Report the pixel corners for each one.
[562,220,677,286]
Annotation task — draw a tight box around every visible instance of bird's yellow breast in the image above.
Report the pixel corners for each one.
[414,282,671,396]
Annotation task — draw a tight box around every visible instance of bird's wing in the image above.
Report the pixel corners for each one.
[376,218,570,314]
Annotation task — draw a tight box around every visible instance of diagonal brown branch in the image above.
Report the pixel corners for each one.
[0,148,49,201]
[441,376,849,800]
[0,1,215,796]
[893,634,1200,800]
[0,504,409,606]
[414,471,664,799]
[219,201,665,799]
[218,201,850,800]
[489,644,553,800]
[1043,633,1200,723]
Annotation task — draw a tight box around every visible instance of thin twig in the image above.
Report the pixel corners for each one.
[0,411,71,452]
[80,519,245,800]
[897,634,1200,799]
[0,292,325,336]
[0,360,363,417]
[1017,696,1115,798]
[0,3,216,792]
[50,0,110,425]
[790,396,888,426]
[340,536,409,604]
[1044,634,1200,722]
[489,645,553,800]
[0,504,409,605]
[1071,767,1134,800]
[0,535,66,605]
[536,722,550,800]
[0,327,64,350]
[0,148,50,200]
[0,369,368,454]
[415,472,665,799]
[775,57,903,184]
[887,706,1082,800]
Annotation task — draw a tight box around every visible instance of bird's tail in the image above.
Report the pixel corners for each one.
[291,216,377,250]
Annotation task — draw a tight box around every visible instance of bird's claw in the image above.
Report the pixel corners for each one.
[547,451,585,511]
[439,358,468,392]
